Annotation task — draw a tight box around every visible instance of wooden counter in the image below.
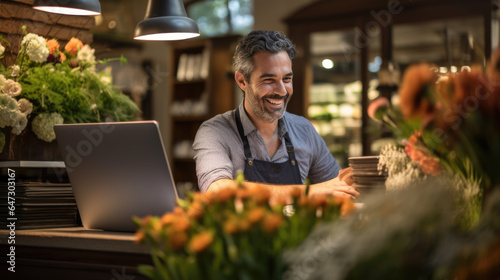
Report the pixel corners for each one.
[0,227,153,280]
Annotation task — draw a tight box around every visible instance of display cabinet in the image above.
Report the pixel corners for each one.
[168,35,240,191]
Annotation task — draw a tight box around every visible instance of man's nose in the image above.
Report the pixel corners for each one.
[274,80,288,95]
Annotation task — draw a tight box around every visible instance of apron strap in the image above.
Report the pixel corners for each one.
[283,132,297,167]
[235,107,253,160]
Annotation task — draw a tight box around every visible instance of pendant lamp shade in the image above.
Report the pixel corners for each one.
[33,0,101,16]
[134,0,200,41]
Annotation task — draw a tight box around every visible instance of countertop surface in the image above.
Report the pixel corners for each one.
[0,227,149,254]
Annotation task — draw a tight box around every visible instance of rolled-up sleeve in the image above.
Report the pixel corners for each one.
[193,116,237,192]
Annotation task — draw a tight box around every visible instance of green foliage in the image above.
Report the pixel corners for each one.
[0,29,139,143]
[17,63,137,124]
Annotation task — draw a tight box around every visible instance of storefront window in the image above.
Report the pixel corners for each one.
[188,0,253,37]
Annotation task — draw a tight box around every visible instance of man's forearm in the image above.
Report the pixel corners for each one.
[206,176,359,199]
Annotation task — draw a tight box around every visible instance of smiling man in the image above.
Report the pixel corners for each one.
[193,30,358,199]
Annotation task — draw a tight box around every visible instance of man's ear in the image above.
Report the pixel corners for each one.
[235,71,247,92]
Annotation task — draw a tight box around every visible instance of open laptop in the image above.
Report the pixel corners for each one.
[54,121,178,232]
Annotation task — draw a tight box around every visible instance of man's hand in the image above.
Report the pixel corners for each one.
[309,176,359,200]
[338,167,354,186]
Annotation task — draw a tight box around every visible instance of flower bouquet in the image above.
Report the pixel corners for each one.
[281,52,500,279]
[134,175,354,280]
[0,27,138,160]
[368,56,500,219]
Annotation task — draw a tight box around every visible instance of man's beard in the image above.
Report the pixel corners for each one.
[246,87,291,122]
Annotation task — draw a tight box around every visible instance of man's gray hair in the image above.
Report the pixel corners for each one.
[233,30,296,83]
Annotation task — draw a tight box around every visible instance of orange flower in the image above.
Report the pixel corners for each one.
[223,218,239,234]
[189,232,213,253]
[59,52,66,62]
[404,132,441,176]
[236,187,252,200]
[212,187,236,203]
[247,207,266,224]
[167,231,188,252]
[249,185,271,204]
[140,215,153,227]
[65,37,83,56]
[171,216,190,232]
[187,201,204,220]
[419,155,441,176]
[173,206,184,215]
[193,192,210,205]
[238,219,252,232]
[261,214,283,234]
[134,230,145,244]
[160,213,176,226]
[45,39,59,55]
[398,63,437,120]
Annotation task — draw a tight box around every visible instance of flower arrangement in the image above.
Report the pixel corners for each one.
[0,27,138,153]
[134,175,354,280]
[368,55,500,211]
[266,49,500,280]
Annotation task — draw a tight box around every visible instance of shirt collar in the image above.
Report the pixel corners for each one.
[237,102,288,138]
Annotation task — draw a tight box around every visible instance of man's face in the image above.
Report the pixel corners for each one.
[239,51,293,123]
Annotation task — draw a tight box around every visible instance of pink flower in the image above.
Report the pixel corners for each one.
[404,132,441,176]
[367,97,390,120]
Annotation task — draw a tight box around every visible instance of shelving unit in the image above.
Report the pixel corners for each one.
[168,35,241,191]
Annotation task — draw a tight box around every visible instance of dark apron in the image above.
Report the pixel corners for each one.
[235,107,302,184]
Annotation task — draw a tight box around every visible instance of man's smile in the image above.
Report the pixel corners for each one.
[263,94,288,108]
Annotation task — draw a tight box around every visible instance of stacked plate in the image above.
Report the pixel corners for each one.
[348,156,387,197]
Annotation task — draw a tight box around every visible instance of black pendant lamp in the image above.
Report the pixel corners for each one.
[134,0,200,41]
[33,0,101,16]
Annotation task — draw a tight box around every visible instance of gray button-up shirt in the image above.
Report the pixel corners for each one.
[193,103,341,192]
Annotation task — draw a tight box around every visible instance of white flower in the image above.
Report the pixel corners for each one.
[0,44,4,56]
[31,112,64,142]
[10,65,20,77]
[0,74,5,86]
[18,98,33,115]
[0,94,27,135]
[77,44,95,63]
[0,94,18,111]
[1,79,22,97]
[100,75,112,85]
[10,111,28,135]
[21,33,49,63]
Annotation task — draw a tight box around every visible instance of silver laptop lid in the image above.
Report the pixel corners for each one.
[54,121,177,232]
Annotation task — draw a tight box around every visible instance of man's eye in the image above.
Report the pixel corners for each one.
[284,77,293,82]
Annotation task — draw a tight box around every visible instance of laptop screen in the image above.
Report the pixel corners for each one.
[54,121,178,232]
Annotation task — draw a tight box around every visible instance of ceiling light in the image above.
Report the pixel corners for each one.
[321,59,334,69]
[33,0,101,16]
[134,0,200,41]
